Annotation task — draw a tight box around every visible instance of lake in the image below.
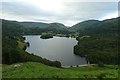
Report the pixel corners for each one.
[24,35,87,66]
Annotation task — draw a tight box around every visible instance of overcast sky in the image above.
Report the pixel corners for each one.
[0,0,119,26]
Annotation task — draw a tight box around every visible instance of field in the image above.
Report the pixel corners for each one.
[2,62,118,78]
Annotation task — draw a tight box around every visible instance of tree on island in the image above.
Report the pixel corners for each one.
[40,33,53,39]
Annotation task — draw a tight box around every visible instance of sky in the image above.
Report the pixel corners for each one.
[0,0,119,26]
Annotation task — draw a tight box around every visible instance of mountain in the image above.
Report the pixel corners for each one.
[50,23,67,29]
[84,17,119,35]
[2,19,69,34]
[70,17,119,35]
[44,23,68,33]
[19,21,68,31]
[19,22,69,33]
[19,22,49,28]
[2,19,25,36]
[2,17,119,35]
[70,20,101,31]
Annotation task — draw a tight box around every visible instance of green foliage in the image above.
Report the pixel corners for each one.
[2,62,118,78]
[40,33,53,39]
[26,42,30,47]
[97,73,107,79]
[98,62,105,67]
[44,23,69,34]
[74,17,119,64]
[70,20,101,31]
[20,22,71,34]
[74,45,87,57]
[20,22,49,28]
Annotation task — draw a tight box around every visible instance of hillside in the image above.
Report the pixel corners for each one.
[19,22,49,28]
[73,17,119,64]
[17,20,69,33]
[48,23,67,30]
[2,19,70,34]
[70,20,101,31]
[2,62,118,78]
[44,23,69,33]
[19,22,67,30]
[70,17,119,35]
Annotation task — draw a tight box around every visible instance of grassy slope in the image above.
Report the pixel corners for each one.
[2,62,118,78]
[17,40,26,50]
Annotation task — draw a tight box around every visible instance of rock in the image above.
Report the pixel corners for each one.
[14,64,21,68]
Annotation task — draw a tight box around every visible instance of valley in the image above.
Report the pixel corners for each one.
[1,17,119,79]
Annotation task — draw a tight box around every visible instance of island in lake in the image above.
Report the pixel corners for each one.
[40,33,53,39]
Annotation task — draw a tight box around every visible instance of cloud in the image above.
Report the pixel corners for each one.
[0,1,118,26]
[2,0,119,2]
[99,11,118,20]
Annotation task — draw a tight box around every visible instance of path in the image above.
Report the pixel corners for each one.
[62,64,96,68]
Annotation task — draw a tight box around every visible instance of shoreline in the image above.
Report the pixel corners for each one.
[62,64,96,68]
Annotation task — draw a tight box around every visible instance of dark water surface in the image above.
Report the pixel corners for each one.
[24,35,87,66]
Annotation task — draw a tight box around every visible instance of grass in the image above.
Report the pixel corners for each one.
[17,40,26,50]
[2,62,118,78]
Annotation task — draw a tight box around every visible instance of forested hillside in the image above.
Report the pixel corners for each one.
[43,23,69,34]
[73,17,119,64]
[2,19,61,67]
[19,22,49,28]
[70,20,101,31]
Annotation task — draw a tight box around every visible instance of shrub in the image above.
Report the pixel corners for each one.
[98,62,105,67]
